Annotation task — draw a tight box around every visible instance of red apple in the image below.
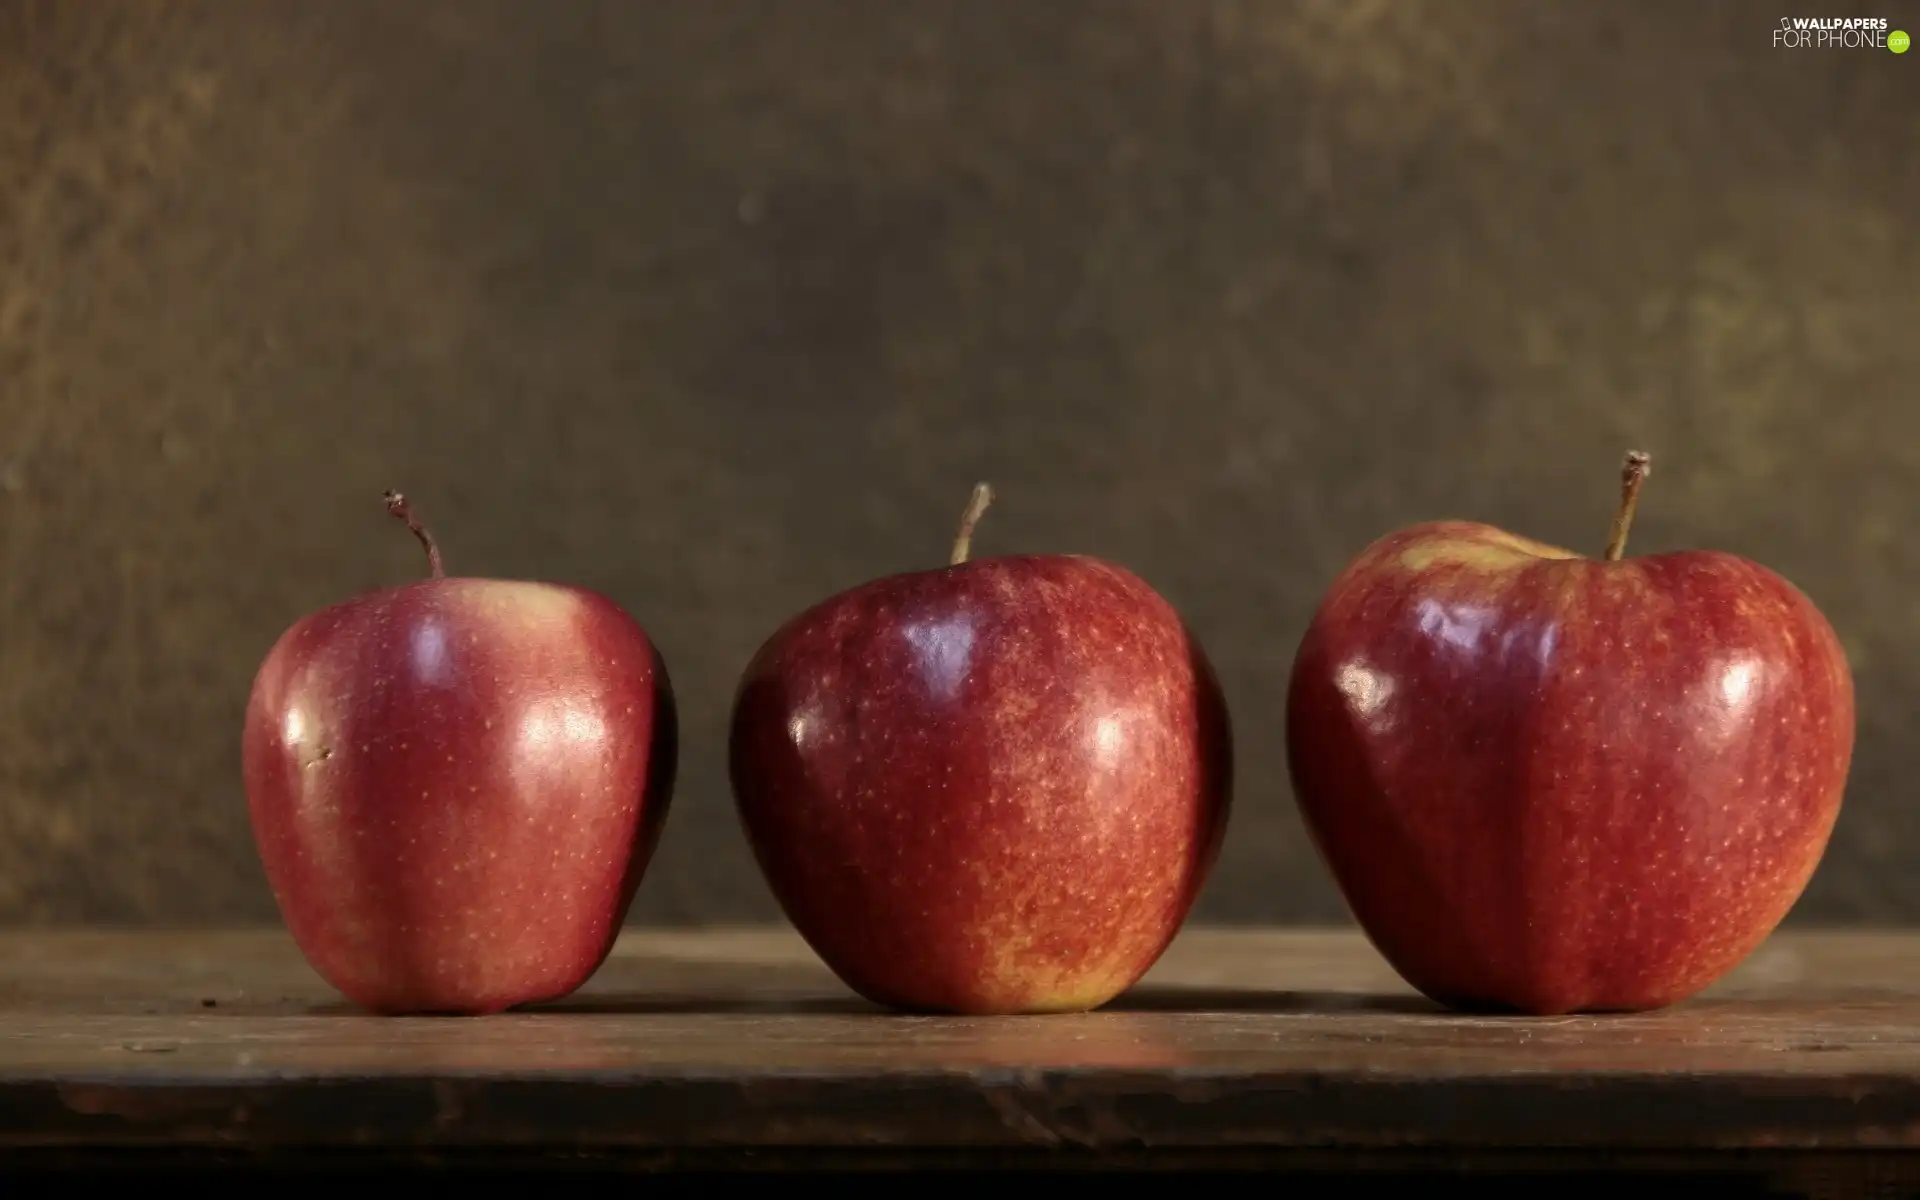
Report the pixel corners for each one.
[1286,452,1854,1015]
[241,493,676,1015]
[729,484,1232,1015]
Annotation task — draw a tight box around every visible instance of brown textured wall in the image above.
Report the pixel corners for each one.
[0,0,1914,927]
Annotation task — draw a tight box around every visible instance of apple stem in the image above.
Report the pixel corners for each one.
[383,490,445,579]
[1603,451,1651,562]
[949,482,995,566]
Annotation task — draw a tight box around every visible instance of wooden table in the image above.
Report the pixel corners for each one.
[2,927,1917,1194]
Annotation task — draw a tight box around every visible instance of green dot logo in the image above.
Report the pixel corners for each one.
[1893,29,1912,53]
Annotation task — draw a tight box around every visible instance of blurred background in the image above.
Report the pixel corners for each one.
[0,0,1912,928]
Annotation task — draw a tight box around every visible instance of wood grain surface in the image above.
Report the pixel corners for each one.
[2,926,1918,1188]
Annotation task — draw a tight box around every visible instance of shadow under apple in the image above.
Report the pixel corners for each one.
[1107,985,1442,1015]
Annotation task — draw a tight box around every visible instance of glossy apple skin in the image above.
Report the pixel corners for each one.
[1286,521,1854,1015]
[242,578,676,1015]
[730,554,1232,1015]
